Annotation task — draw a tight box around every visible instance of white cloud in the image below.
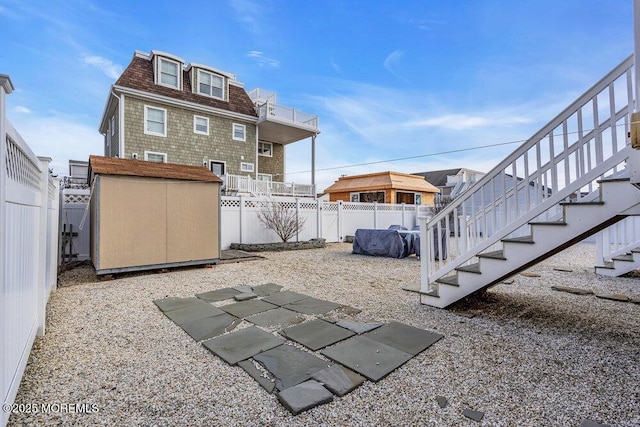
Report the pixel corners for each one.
[12,106,31,114]
[84,55,123,80]
[406,114,532,130]
[383,49,406,80]
[247,51,280,68]
[229,0,262,34]
[8,113,103,177]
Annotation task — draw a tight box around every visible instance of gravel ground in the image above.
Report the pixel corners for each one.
[7,242,640,426]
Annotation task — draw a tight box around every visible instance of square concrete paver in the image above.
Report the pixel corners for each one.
[254,344,332,391]
[196,288,242,302]
[262,290,310,306]
[311,364,365,397]
[363,321,444,355]
[283,297,341,315]
[281,319,355,351]
[162,300,226,326]
[251,283,283,297]
[277,380,334,415]
[321,335,413,382]
[179,313,240,342]
[153,297,202,312]
[219,299,278,318]
[202,326,284,365]
[245,308,304,328]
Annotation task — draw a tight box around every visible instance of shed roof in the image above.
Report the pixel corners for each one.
[324,171,440,194]
[89,155,223,183]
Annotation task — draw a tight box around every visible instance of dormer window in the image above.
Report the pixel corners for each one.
[159,58,179,88]
[151,51,184,90]
[197,69,224,99]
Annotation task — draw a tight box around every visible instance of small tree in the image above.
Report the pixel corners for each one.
[257,200,306,242]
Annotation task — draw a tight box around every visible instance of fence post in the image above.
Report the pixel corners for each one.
[373,201,378,229]
[316,199,322,239]
[37,156,52,336]
[337,200,343,242]
[239,195,244,244]
[295,198,300,242]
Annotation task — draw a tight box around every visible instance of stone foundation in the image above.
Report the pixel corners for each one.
[230,238,326,252]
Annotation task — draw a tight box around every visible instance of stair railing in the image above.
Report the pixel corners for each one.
[420,54,635,289]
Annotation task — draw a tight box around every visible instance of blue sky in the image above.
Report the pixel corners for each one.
[0,0,634,191]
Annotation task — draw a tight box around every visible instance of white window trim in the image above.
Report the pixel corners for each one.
[209,160,226,176]
[197,69,224,100]
[157,57,181,90]
[257,173,272,181]
[193,115,209,135]
[232,123,246,142]
[144,151,167,163]
[240,162,255,173]
[144,105,167,137]
[258,141,273,157]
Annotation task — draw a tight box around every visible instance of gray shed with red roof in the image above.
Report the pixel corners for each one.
[89,155,222,275]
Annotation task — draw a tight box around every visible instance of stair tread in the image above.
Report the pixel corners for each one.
[529,221,567,226]
[502,235,534,244]
[435,275,459,286]
[559,201,604,206]
[478,250,506,260]
[597,177,630,183]
[631,248,640,253]
[612,254,634,262]
[456,263,481,274]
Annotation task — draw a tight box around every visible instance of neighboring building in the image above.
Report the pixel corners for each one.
[412,168,485,200]
[323,171,440,205]
[98,50,319,196]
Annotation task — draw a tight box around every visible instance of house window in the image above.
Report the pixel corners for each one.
[193,115,209,135]
[241,162,255,173]
[257,173,272,181]
[144,151,167,163]
[233,123,246,141]
[209,160,225,177]
[144,106,167,137]
[258,141,272,157]
[159,58,180,89]
[197,70,223,99]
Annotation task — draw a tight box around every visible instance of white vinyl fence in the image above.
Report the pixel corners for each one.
[1,75,59,427]
[220,196,422,249]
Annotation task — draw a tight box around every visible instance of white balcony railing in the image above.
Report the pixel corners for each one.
[248,88,319,131]
[225,174,315,198]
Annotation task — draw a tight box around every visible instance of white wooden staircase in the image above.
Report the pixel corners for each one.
[419,54,640,308]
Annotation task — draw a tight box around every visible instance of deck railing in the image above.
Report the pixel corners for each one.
[225,174,315,198]
[248,88,319,130]
[420,55,636,290]
[596,215,640,266]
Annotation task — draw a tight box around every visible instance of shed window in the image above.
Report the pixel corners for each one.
[352,191,385,203]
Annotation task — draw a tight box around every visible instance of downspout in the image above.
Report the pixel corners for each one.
[110,87,124,158]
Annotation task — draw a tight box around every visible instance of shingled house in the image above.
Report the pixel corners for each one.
[98,50,319,197]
